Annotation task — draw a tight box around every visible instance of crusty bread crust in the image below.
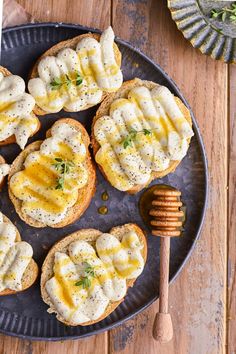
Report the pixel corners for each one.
[0,66,40,146]
[8,118,96,228]
[41,223,147,326]
[0,213,38,296]
[0,155,6,190]
[91,78,193,194]
[30,33,122,115]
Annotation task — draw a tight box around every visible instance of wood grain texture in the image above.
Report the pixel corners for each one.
[17,0,111,29]
[0,333,108,354]
[227,64,236,353]
[110,0,227,353]
[32,335,108,354]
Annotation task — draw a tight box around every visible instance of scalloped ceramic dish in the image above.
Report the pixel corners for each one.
[168,0,236,63]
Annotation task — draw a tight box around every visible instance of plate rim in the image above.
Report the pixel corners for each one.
[0,22,209,341]
[167,0,236,63]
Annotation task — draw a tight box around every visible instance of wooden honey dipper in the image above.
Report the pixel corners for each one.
[151,186,184,342]
[140,185,184,343]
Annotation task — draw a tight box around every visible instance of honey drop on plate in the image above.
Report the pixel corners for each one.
[98,206,108,215]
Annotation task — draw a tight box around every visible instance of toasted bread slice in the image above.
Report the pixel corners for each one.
[8,118,96,228]
[41,223,147,326]
[91,78,193,194]
[0,213,38,296]
[30,32,122,116]
[0,66,40,147]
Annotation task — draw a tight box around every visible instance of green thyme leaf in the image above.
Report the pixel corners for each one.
[53,158,75,190]
[74,262,95,289]
[65,74,72,87]
[123,139,132,149]
[143,128,151,136]
[122,128,152,149]
[55,177,64,190]
[76,72,83,86]
[75,277,91,289]
[50,71,83,90]
[50,77,62,90]
[210,2,236,23]
[83,262,95,278]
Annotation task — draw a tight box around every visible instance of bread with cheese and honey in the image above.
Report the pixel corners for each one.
[28,26,122,115]
[91,78,194,194]
[0,66,40,149]
[41,223,147,326]
[0,212,38,296]
[0,155,9,191]
[8,118,96,228]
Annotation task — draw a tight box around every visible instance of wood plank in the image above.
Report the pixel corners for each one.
[1,1,111,353]
[227,64,236,353]
[17,0,111,29]
[0,334,32,354]
[32,335,108,354]
[110,1,227,353]
[0,334,108,354]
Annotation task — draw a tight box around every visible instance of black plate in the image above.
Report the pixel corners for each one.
[0,23,208,341]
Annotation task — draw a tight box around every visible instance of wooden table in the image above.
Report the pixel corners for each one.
[0,1,235,353]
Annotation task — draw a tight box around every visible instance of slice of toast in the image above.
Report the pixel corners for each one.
[8,118,96,228]
[91,78,193,194]
[0,66,40,146]
[0,213,38,296]
[29,32,122,115]
[41,223,147,326]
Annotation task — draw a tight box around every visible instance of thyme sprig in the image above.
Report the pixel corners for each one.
[75,262,95,289]
[210,3,236,23]
[50,72,83,90]
[122,128,152,149]
[83,262,95,278]
[53,157,75,190]
[75,276,91,289]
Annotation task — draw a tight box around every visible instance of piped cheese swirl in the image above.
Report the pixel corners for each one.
[0,212,33,292]
[94,85,194,191]
[46,229,144,324]
[9,122,89,225]
[28,27,123,113]
[0,163,10,185]
[0,72,38,149]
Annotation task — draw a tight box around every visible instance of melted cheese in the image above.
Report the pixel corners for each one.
[94,85,194,191]
[9,122,88,225]
[28,27,123,113]
[0,163,10,185]
[0,212,33,292]
[0,72,38,149]
[45,229,144,324]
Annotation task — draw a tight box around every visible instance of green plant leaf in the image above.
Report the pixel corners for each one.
[122,128,153,149]
[53,158,75,190]
[210,2,236,23]
[50,71,83,90]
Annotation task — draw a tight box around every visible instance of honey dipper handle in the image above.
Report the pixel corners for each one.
[153,237,173,342]
[159,237,170,313]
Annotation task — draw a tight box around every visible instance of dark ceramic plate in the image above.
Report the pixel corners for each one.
[168,0,236,63]
[0,23,208,341]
